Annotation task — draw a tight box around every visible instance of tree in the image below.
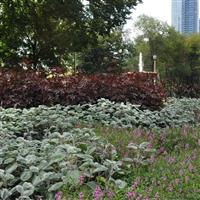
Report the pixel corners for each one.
[132,15,187,79]
[78,29,132,73]
[185,34,200,82]
[0,0,142,68]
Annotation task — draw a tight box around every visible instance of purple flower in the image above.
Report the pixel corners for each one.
[133,129,144,137]
[157,147,165,155]
[147,132,154,141]
[166,156,176,164]
[127,191,136,200]
[188,163,193,173]
[79,192,84,200]
[146,143,152,149]
[191,150,197,160]
[107,191,114,199]
[55,191,61,200]
[154,192,158,200]
[93,186,104,200]
[79,175,84,185]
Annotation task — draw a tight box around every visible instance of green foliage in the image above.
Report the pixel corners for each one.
[0,98,200,138]
[132,15,187,77]
[1,99,200,199]
[132,15,200,97]
[185,34,200,82]
[95,126,200,200]
[0,127,133,199]
[164,34,200,98]
[79,30,132,74]
[0,0,141,68]
[0,103,157,199]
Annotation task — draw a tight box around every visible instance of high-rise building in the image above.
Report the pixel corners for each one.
[199,19,200,32]
[182,0,199,34]
[172,0,183,33]
[171,0,199,34]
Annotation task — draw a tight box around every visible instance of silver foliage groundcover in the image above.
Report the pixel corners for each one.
[0,98,200,199]
[0,130,153,199]
[1,98,199,134]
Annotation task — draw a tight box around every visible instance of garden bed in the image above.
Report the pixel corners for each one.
[0,98,200,199]
[0,70,165,109]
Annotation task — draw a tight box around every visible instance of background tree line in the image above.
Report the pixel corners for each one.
[0,1,200,91]
[129,15,200,85]
[0,0,141,71]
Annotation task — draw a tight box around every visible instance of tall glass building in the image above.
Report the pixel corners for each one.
[172,0,183,33]
[199,19,200,32]
[172,0,199,34]
[182,0,199,34]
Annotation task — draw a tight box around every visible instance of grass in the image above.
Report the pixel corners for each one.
[60,126,200,200]
[64,126,200,200]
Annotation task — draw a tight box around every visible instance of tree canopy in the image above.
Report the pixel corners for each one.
[0,0,142,68]
[129,15,200,83]
[132,15,187,77]
[185,34,200,81]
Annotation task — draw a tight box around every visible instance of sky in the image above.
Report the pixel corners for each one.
[124,0,200,39]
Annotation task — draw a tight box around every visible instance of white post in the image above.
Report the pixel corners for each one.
[138,52,143,72]
[153,55,157,73]
[153,55,157,84]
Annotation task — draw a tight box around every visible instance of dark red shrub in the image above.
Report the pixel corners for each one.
[0,70,166,109]
[164,81,200,98]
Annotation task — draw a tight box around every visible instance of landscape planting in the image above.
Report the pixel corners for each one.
[0,98,200,199]
[0,68,199,200]
[0,70,165,109]
[1,0,200,199]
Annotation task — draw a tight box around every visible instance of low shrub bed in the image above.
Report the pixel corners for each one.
[1,99,200,199]
[0,128,122,199]
[1,121,200,199]
[0,127,154,199]
[165,82,200,98]
[0,98,199,135]
[0,69,165,108]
